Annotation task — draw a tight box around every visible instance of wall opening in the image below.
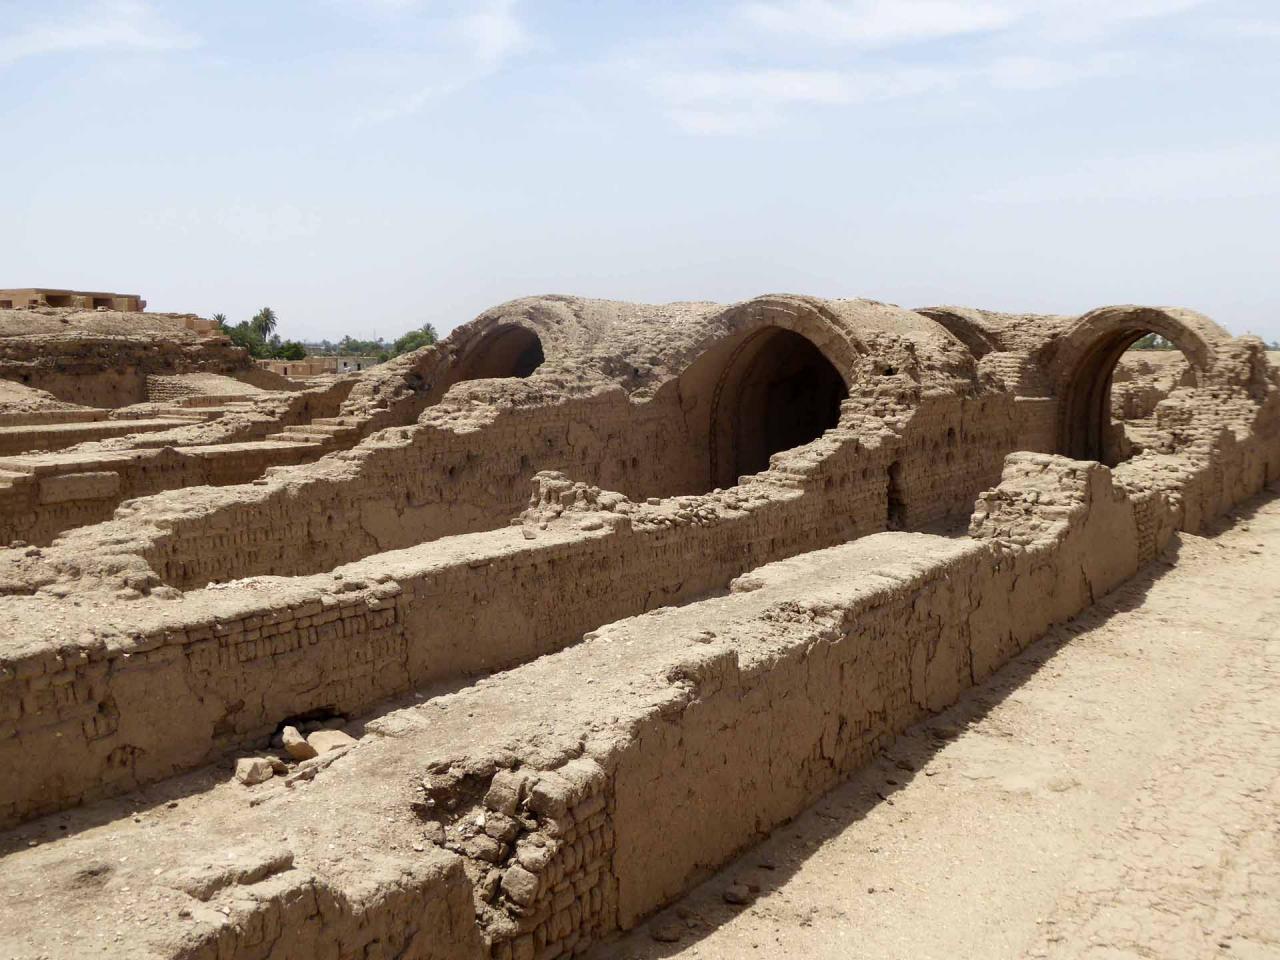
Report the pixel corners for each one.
[449,324,545,385]
[92,297,112,309]
[1060,329,1197,466]
[44,295,72,307]
[887,460,906,530]
[710,327,848,488]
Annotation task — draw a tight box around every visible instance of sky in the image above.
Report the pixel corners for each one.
[1,0,1277,344]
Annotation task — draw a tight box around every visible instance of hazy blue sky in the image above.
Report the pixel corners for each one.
[2,0,1277,342]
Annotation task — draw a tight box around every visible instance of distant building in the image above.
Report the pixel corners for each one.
[0,288,146,312]
[256,355,379,378]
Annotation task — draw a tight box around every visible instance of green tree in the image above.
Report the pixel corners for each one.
[215,310,308,361]
[391,323,439,357]
[336,334,386,355]
[250,306,278,341]
[222,320,269,358]
[1132,333,1175,350]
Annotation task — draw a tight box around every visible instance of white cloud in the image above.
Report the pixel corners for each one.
[635,0,1220,134]
[668,107,777,136]
[983,52,1123,90]
[454,0,529,68]
[1026,0,1210,41]
[1203,16,1280,39]
[655,64,961,112]
[653,55,1124,133]
[741,0,1016,47]
[0,0,198,66]
[738,0,1213,47]
[357,0,531,125]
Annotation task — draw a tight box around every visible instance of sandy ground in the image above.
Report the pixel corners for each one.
[595,487,1280,960]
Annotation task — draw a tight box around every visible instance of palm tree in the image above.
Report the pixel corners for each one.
[211,313,228,328]
[250,307,278,340]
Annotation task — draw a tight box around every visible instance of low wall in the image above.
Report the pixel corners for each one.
[377,449,1260,959]
[2,371,1274,829]
[0,336,257,408]
[2,429,1277,958]
[0,377,1026,825]
[0,417,197,457]
[41,383,1018,593]
[0,438,926,825]
[0,379,360,547]
[0,441,321,548]
[119,445,1274,960]
[175,847,485,960]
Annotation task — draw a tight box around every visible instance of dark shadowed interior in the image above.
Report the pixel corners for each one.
[710,327,848,487]
[449,325,545,384]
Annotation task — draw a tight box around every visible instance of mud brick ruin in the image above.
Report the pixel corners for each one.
[0,293,1276,959]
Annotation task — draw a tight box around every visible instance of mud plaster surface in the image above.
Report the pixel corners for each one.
[597,487,1280,960]
[0,299,1274,960]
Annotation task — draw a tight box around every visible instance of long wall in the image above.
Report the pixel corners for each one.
[1,330,1277,958]
[384,417,1276,960]
[5,369,1274,829]
[0,384,1018,826]
[41,379,1018,594]
[377,441,1279,959]
[107,431,1279,960]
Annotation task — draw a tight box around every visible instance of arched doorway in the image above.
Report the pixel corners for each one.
[709,327,848,488]
[1052,307,1225,466]
[1059,329,1204,466]
[451,325,545,383]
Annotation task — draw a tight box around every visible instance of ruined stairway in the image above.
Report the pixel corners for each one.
[0,416,201,456]
[264,417,363,446]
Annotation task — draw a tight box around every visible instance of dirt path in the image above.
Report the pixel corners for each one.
[594,488,1280,960]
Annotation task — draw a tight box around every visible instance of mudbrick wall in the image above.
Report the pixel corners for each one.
[0,300,1274,826]
[354,446,1276,960]
[5,437,1273,960]
[0,294,1153,576]
[0,379,362,547]
[0,366,1274,830]
[0,329,279,408]
[1112,351,1194,420]
[7,374,1010,594]
[0,442,322,548]
[0,295,983,585]
[0,385,1009,825]
[128,384,1017,590]
[0,295,1277,960]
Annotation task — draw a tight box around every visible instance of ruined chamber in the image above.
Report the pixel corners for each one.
[0,291,1276,960]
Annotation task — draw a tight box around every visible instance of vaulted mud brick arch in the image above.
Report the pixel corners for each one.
[450,324,545,382]
[1052,307,1223,466]
[709,326,849,488]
